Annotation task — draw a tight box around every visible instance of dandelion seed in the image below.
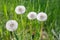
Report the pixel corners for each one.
[27,12,37,20]
[37,12,47,21]
[6,20,18,31]
[15,5,26,14]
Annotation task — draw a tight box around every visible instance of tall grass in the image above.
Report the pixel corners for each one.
[0,0,60,40]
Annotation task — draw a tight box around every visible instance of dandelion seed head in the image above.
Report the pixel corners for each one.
[6,20,18,31]
[37,12,47,21]
[27,12,37,20]
[15,5,26,14]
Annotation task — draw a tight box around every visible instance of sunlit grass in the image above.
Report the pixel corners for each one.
[0,0,60,40]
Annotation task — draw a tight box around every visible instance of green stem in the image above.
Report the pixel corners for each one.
[40,22,43,39]
[30,20,32,40]
[10,32,14,40]
[21,15,24,40]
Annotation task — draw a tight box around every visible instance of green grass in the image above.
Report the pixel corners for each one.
[0,0,60,40]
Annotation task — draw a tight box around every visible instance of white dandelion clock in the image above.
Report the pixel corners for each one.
[6,20,18,31]
[27,12,37,20]
[15,5,26,14]
[37,12,47,21]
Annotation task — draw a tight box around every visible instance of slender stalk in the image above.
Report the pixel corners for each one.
[10,32,14,40]
[21,14,24,40]
[30,20,32,40]
[40,22,43,40]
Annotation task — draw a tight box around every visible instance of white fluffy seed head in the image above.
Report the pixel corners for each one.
[6,20,18,32]
[37,12,47,21]
[27,12,37,20]
[15,5,26,14]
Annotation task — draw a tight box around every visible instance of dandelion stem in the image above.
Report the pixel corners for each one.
[21,15,24,40]
[10,32,14,40]
[40,22,43,39]
[30,20,32,40]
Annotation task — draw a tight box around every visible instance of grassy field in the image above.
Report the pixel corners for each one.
[0,0,60,40]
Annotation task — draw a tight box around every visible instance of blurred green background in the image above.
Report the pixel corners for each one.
[0,0,60,40]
